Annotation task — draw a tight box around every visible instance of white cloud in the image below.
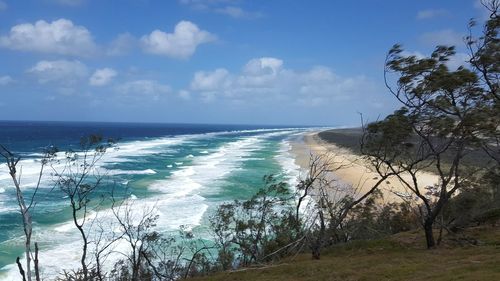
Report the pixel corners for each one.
[188,57,375,106]
[243,57,283,75]
[416,9,449,20]
[28,60,88,84]
[0,19,98,57]
[89,68,117,86]
[190,68,229,91]
[419,29,464,47]
[447,52,470,70]
[236,57,284,88]
[0,1,7,11]
[0,75,14,85]
[141,21,215,59]
[402,49,470,70]
[401,50,426,60]
[215,6,263,19]
[178,89,191,100]
[107,33,136,56]
[116,80,171,100]
[180,0,262,19]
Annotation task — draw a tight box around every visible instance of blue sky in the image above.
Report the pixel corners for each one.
[0,0,488,126]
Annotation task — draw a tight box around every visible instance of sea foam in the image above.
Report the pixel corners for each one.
[0,128,305,280]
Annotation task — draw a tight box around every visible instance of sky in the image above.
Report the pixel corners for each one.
[0,0,490,126]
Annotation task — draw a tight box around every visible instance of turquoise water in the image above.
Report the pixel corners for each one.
[0,122,311,279]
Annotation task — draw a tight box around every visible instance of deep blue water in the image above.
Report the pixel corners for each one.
[0,120,294,154]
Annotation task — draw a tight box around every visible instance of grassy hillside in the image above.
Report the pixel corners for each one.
[189,226,500,281]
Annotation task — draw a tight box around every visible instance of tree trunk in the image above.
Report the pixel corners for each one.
[312,209,325,260]
[312,247,321,260]
[16,257,26,281]
[96,254,103,281]
[437,215,444,246]
[34,243,40,281]
[24,232,32,281]
[72,204,88,280]
[11,173,33,281]
[424,219,435,249]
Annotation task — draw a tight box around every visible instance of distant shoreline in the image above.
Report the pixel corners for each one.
[289,130,438,203]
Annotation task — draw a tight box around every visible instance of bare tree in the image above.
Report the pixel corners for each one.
[110,196,159,280]
[296,152,398,259]
[88,206,125,281]
[141,233,187,281]
[0,145,53,281]
[50,135,113,280]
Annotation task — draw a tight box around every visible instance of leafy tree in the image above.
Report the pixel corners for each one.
[210,175,301,266]
[362,1,499,248]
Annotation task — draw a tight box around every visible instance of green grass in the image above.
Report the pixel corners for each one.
[189,226,500,281]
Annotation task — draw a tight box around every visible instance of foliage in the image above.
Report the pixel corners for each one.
[344,191,419,240]
[190,226,500,281]
[210,175,301,268]
[442,166,500,231]
[361,0,499,248]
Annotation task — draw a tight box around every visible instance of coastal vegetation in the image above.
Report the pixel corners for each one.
[361,0,499,249]
[190,226,500,281]
[0,1,498,280]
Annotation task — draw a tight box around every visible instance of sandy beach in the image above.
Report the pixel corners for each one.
[290,131,439,203]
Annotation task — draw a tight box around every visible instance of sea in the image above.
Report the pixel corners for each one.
[0,121,318,279]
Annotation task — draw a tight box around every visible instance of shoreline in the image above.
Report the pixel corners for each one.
[290,130,439,203]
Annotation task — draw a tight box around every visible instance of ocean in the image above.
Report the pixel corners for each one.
[0,121,315,279]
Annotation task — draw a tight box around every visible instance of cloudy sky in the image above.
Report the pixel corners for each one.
[0,0,488,126]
